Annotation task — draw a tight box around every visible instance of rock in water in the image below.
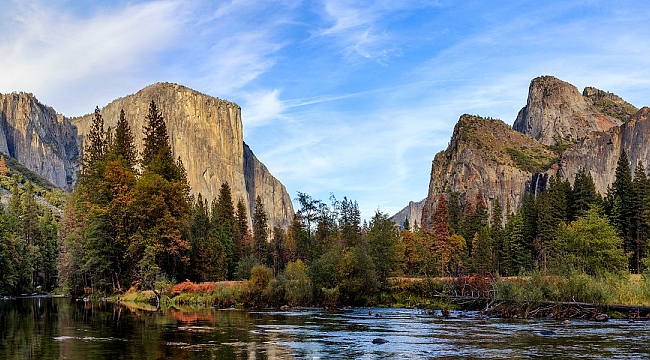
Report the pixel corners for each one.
[594,314,609,322]
[539,330,557,336]
[372,338,388,345]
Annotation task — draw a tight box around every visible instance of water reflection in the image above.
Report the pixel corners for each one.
[2,298,650,359]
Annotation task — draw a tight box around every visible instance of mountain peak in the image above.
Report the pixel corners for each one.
[513,75,622,146]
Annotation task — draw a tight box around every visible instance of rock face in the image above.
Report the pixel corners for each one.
[405,75,646,225]
[513,76,622,146]
[560,107,650,193]
[421,114,557,219]
[0,84,293,229]
[71,83,293,228]
[390,199,425,229]
[0,93,78,189]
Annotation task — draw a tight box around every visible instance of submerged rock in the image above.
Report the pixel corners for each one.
[594,314,609,322]
[539,330,557,336]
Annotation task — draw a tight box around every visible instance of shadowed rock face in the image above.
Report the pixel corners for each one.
[0,84,293,228]
[560,107,650,194]
[0,92,79,189]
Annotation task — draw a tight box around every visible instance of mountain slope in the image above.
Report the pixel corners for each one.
[0,92,78,189]
[71,83,293,228]
[397,75,645,227]
[0,84,294,228]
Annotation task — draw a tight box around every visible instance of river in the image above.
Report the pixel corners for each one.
[1,297,650,359]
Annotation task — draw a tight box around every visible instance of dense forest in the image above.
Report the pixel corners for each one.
[0,101,648,306]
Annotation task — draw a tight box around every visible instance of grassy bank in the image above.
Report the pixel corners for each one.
[113,268,650,319]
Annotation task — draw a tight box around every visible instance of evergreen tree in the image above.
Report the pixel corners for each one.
[212,183,236,278]
[141,101,169,168]
[571,168,599,220]
[447,192,463,234]
[83,106,107,170]
[271,227,286,275]
[502,210,533,276]
[633,162,650,273]
[609,150,636,271]
[470,227,493,274]
[490,198,504,274]
[111,109,137,169]
[234,198,250,259]
[252,196,269,265]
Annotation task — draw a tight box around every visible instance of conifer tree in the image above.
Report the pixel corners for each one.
[571,168,599,220]
[253,196,269,265]
[447,192,463,234]
[432,194,451,275]
[213,183,236,278]
[490,198,504,273]
[141,100,169,168]
[84,106,107,169]
[609,150,636,270]
[111,109,137,169]
[633,162,650,273]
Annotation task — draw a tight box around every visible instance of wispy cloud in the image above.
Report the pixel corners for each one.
[0,0,188,115]
[314,0,433,63]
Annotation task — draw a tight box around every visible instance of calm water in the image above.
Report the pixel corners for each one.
[1,297,650,359]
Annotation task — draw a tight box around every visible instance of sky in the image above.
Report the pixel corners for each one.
[2,0,650,220]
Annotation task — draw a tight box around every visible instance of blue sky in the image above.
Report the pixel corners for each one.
[2,0,650,219]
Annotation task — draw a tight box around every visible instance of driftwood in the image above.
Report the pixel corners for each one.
[447,295,650,320]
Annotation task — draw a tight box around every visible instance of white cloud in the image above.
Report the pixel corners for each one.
[240,89,287,128]
[0,0,188,115]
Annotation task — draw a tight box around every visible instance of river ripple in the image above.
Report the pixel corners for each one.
[1,298,649,359]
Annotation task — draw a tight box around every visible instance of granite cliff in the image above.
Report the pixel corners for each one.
[0,84,293,228]
[513,76,622,146]
[394,75,646,228]
[0,92,78,189]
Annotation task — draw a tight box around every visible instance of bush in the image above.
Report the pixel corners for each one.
[235,255,260,280]
[284,260,312,306]
[241,265,274,307]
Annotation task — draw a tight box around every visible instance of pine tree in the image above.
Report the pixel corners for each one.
[235,198,251,258]
[252,196,269,265]
[212,182,236,278]
[633,162,650,273]
[141,101,169,168]
[609,150,636,271]
[402,216,410,231]
[271,227,286,275]
[571,168,599,219]
[111,109,137,169]
[490,198,504,274]
[447,192,463,234]
[84,106,107,169]
[470,228,493,274]
[338,196,361,247]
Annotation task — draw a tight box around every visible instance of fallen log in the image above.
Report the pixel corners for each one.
[446,296,650,319]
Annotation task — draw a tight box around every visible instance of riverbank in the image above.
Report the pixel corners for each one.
[109,271,650,321]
